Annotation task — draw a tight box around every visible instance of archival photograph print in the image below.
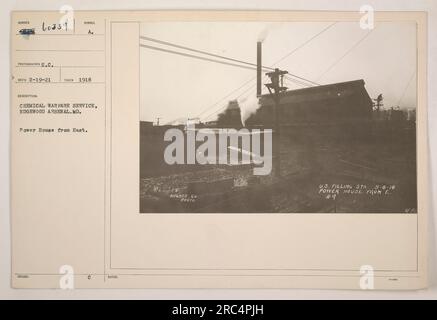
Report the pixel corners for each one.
[139,21,417,213]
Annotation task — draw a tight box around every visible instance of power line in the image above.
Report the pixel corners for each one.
[201,76,314,122]
[140,44,260,71]
[140,35,275,71]
[202,75,274,122]
[284,76,311,88]
[141,36,319,86]
[273,22,337,67]
[202,82,257,121]
[203,24,377,121]
[157,23,336,123]
[195,77,255,118]
[195,22,335,120]
[200,75,309,122]
[198,72,313,122]
[264,22,338,87]
[315,30,373,82]
[285,74,318,87]
[202,72,311,122]
[397,72,416,106]
[206,74,310,123]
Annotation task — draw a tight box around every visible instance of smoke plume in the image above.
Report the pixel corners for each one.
[238,95,260,126]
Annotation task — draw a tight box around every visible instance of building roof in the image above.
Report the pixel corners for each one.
[260,79,371,106]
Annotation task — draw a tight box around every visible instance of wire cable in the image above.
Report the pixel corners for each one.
[140,35,319,86]
[151,23,336,123]
[140,35,275,71]
[273,22,337,67]
[140,44,261,71]
[315,30,373,82]
[397,71,416,106]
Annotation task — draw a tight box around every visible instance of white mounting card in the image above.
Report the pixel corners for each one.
[10,10,429,289]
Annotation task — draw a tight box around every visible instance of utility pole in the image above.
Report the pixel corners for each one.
[373,94,383,111]
[265,68,288,178]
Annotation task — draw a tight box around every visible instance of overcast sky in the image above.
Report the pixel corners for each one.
[140,21,417,124]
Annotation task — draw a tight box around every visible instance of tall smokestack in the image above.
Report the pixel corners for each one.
[257,42,262,97]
